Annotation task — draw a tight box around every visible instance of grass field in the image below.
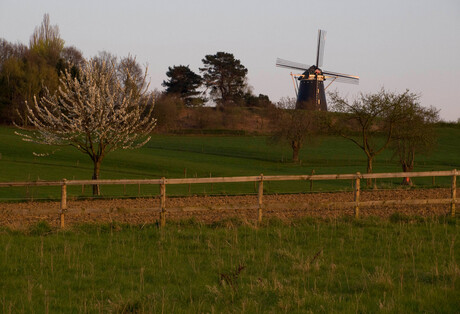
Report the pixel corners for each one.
[0,124,459,200]
[1,125,459,313]
[0,216,458,313]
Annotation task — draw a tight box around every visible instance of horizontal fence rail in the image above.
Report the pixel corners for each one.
[0,170,455,188]
[0,169,457,228]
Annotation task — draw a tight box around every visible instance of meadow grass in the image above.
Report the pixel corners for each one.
[0,125,459,200]
[0,216,458,313]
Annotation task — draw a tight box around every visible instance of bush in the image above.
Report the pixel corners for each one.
[153,94,183,132]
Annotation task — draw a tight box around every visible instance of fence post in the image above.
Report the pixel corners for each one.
[160,177,166,227]
[310,169,315,192]
[354,173,360,219]
[452,169,457,217]
[210,172,213,193]
[60,179,67,228]
[258,174,264,223]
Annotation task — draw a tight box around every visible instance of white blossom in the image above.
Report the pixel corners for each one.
[16,59,156,194]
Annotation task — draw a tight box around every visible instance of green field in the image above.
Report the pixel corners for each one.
[0,124,459,200]
[0,216,458,312]
[1,126,459,313]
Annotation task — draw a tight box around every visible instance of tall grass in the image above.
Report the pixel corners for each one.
[0,216,458,312]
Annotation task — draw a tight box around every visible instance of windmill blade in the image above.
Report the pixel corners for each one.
[276,58,310,71]
[324,76,360,85]
[316,29,327,67]
[322,69,359,85]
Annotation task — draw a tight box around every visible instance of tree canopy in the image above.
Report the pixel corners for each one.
[200,52,248,106]
[390,97,439,182]
[29,13,64,67]
[162,65,203,106]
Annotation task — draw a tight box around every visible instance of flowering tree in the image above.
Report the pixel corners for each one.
[17,59,156,195]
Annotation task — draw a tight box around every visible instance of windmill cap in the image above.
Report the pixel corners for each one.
[300,66,323,78]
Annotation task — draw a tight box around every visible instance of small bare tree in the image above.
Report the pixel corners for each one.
[270,97,320,162]
[391,100,439,185]
[16,59,156,195]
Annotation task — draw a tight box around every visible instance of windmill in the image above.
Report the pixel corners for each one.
[276,29,359,111]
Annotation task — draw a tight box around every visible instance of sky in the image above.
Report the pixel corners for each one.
[1,0,459,121]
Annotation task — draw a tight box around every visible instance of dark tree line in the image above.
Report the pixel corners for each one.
[0,14,85,125]
[161,51,273,108]
[0,14,148,125]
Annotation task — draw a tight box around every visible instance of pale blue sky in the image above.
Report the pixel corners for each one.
[1,0,459,120]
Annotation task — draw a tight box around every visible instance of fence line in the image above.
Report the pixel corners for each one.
[0,170,455,188]
[0,169,457,227]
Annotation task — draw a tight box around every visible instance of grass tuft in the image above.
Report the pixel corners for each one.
[27,220,53,236]
[210,216,245,229]
[389,212,411,223]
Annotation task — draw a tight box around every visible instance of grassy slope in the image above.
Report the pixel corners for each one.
[0,217,458,312]
[0,125,459,199]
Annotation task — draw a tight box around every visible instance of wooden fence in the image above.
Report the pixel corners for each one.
[0,169,457,228]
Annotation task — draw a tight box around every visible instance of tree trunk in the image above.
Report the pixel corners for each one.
[366,156,373,187]
[291,140,300,162]
[401,162,413,186]
[92,160,101,196]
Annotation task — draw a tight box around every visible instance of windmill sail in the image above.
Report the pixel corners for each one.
[316,29,326,67]
[276,58,309,71]
[322,70,359,85]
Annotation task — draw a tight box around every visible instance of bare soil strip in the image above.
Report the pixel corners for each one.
[0,188,455,228]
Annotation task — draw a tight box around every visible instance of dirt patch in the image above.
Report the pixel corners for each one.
[0,188,455,228]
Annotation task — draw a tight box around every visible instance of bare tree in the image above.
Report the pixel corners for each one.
[16,59,156,195]
[118,54,145,96]
[328,89,411,185]
[391,100,439,184]
[60,46,85,67]
[270,97,319,162]
[0,38,27,67]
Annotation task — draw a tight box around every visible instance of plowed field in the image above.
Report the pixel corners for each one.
[0,188,456,228]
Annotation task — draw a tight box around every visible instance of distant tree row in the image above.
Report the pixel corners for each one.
[0,14,84,125]
[0,14,149,126]
[0,14,273,125]
[162,52,273,108]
